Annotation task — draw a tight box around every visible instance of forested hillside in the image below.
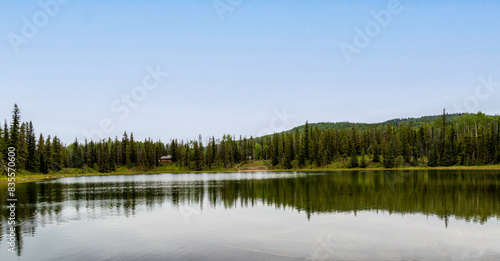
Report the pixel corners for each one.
[283,113,469,133]
[1,104,500,175]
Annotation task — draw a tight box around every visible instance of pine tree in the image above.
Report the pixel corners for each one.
[2,121,8,162]
[9,104,20,148]
[45,136,52,172]
[271,133,280,166]
[372,144,380,163]
[359,148,367,168]
[284,135,293,169]
[25,121,38,172]
[428,145,439,167]
[129,133,137,165]
[347,147,358,168]
[109,138,117,171]
[9,104,21,170]
[383,145,395,168]
[71,138,83,168]
[52,136,63,171]
[383,124,395,168]
[122,132,128,166]
[193,141,202,171]
[17,123,27,170]
[38,134,48,174]
[303,121,310,162]
[170,139,178,163]
[97,141,110,173]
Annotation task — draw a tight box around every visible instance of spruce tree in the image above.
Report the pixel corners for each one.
[347,148,358,168]
[9,104,20,149]
[2,121,8,161]
[45,136,52,172]
[9,104,21,170]
[38,134,48,174]
[25,121,38,172]
[109,138,117,171]
[121,132,128,166]
[71,138,83,168]
[17,123,27,170]
[52,136,63,171]
[428,146,439,167]
[271,133,280,166]
[372,144,380,163]
[359,148,367,168]
[129,133,137,166]
[303,121,310,162]
[284,135,293,169]
[383,146,395,168]
[193,141,202,171]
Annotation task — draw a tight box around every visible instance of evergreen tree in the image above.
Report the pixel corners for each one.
[97,141,110,173]
[372,144,380,163]
[38,134,48,174]
[283,135,293,169]
[122,132,129,166]
[17,123,27,170]
[359,148,367,168]
[0,123,5,164]
[9,104,21,169]
[271,133,280,166]
[71,138,83,168]
[52,136,63,171]
[303,121,310,162]
[347,147,358,168]
[25,121,38,172]
[1,121,8,163]
[193,141,202,171]
[129,133,137,165]
[383,125,395,168]
[428,145,439,167]
[9,104,20,149]
[109,138,117,171]
[45,136,53,172]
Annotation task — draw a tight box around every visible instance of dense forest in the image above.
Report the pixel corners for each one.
[1,104,500,175]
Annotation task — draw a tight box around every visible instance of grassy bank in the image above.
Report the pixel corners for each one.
[2,162,500,184]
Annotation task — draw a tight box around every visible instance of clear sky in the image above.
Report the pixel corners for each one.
[1,0,500,144]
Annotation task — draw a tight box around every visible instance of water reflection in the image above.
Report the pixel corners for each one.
[1,170,499,257]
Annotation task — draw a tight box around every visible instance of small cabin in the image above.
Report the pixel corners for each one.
[159,155,172,163]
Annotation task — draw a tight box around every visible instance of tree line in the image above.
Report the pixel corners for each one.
[2,104,500,174]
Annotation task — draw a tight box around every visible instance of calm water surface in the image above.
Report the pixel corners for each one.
[1,170,500,260]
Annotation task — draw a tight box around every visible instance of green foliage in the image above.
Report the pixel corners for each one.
[2,104,500,174]
[347,149,358,168]
[359,149,367,168]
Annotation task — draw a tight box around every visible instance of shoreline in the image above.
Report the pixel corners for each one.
[2,165,500,184]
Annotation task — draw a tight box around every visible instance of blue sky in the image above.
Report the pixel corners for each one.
[1,0,500,143]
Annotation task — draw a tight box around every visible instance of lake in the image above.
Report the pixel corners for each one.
[1,170,500,260]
